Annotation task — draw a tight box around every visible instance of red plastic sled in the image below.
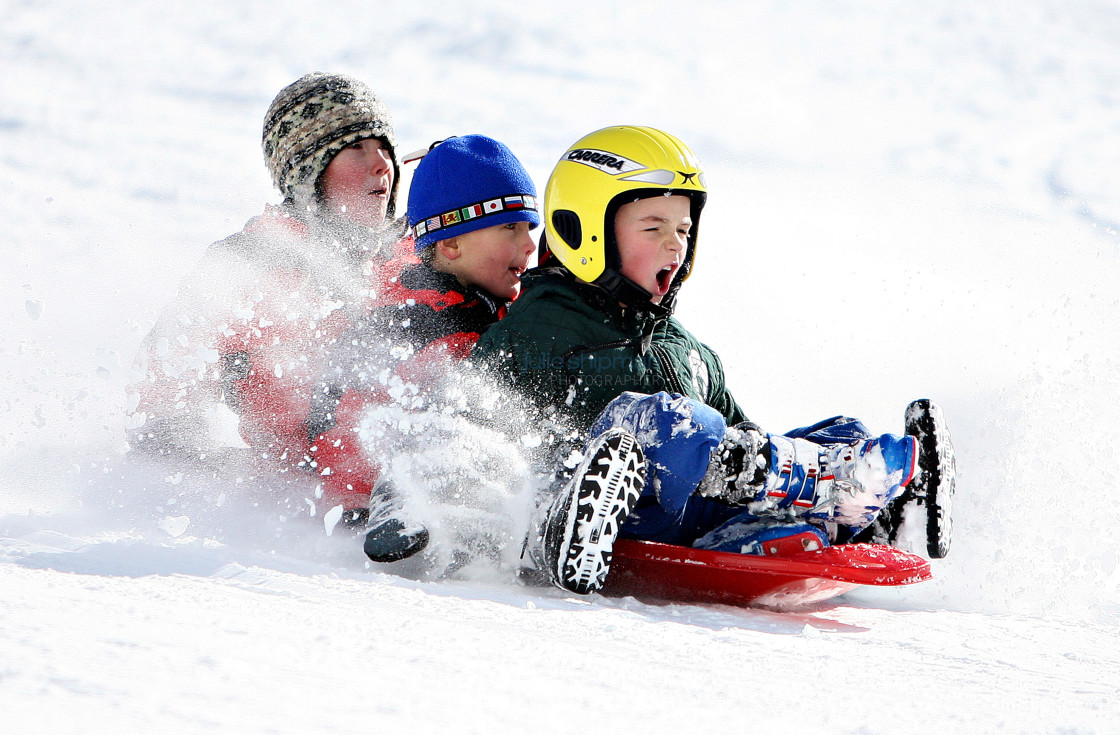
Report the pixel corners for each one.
[601,539,932,609]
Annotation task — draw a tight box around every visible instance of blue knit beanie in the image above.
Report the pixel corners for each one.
[407,135,540,249]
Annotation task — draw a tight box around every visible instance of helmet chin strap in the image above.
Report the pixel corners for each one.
[596,268,671,318]
[540,230,674,317]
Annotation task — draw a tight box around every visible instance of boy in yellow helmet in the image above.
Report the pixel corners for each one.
[474,126,955,595]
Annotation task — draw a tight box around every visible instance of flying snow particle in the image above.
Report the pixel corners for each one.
[323,504,344,536]
[159,515,190,538]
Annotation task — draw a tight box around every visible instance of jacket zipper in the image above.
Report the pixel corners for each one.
[649,343,688,396]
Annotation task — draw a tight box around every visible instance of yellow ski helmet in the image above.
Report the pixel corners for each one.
[542,125,707,307]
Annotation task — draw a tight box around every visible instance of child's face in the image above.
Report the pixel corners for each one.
[442,221,536,300]
[320,138,394,227]
[614,195,692,304]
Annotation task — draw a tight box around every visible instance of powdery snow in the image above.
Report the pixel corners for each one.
[2,1,1119,733]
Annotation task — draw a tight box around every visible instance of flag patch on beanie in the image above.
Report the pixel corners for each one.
[413,195,537,239]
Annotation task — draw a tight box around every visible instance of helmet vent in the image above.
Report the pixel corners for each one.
[551,209,582,250]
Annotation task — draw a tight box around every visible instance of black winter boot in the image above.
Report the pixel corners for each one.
[527,428,646,595]
[363,481,430,563]
[905,399,956,558]
[851,399,956,558]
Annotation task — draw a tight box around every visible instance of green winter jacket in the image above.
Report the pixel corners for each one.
[473,268,749,432]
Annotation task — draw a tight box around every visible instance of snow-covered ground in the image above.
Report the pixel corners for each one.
[3,1,1120,732]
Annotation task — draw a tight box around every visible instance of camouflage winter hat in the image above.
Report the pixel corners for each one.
[262,72,401,216]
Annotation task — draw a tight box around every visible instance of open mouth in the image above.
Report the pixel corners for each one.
[510,256,532,279]
[656,264,677,293]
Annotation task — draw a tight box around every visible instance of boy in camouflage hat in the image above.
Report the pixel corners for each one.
[128,72,408,523]
[263,72,400,226]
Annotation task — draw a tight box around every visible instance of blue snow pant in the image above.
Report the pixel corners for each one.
[588,391,873,548]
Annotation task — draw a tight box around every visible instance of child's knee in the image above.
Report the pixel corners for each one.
[593,391,725,451]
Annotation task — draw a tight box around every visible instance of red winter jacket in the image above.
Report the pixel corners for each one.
[127,205,402,505]
[306,256,509,509]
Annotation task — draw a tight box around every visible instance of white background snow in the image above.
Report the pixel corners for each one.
[3,1,1119,732]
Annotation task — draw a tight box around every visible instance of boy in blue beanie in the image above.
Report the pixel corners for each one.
[408,136,539,303]
[305,135,541,564]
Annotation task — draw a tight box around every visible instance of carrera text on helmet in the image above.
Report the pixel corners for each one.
[565,148,644,175]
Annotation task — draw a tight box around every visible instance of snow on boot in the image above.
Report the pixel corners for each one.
[363,481,430,563]
[696,421,770,505]
[536,428,646,595]
[905,399,956,558]
[750,433,917,540]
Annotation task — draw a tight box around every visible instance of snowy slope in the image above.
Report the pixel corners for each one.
[2,1,1119,732]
